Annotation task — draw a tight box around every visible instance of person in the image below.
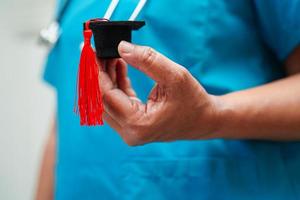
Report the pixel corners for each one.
[36,0,300,199]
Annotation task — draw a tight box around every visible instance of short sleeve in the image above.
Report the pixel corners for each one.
[42,0,63,88]
[254,0,300,60]
[43,47,58,88]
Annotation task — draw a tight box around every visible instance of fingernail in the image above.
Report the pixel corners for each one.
[119,41,134,54]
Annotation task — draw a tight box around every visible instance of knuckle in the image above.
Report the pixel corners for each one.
[140,46,157,67]
[124,137,138,146]
[128,124,149,144]
[125,117,134,126]
[125,129,144,146]
[124,104,140,125]
[124,114,153,146]
[102,92,109,101]
[102,92,111,105]
[174,67,190,83]
[127,124,143,137]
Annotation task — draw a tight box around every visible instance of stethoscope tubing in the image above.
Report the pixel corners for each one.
[39,0,147,48]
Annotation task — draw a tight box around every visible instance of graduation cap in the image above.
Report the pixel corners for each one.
[87,19,145,58]
[75,19,145,126]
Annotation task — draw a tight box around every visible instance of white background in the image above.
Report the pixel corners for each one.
[0,0,55,199]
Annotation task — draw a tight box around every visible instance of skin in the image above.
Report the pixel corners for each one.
[35,119,55,200]
[35,43,300,199]
[101,41,300,145]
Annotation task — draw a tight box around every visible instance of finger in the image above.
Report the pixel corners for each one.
[97,59,107,72]
[118,41,183,83]
[103,88,144,124]
[103,112,123,133]
[116,59,137,97]
[106,59,118,86]
[97,58,119,95]
[98,67,114,95]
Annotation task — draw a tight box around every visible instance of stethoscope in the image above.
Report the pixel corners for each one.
[38,0,147,49]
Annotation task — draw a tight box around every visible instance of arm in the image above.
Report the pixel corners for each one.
[218,46,300,141]
[35,118,56,200]
[99,42,300,146]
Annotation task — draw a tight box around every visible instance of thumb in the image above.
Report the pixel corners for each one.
[118,41,183,83]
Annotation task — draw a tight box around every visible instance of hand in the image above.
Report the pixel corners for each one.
[99,41,222,146]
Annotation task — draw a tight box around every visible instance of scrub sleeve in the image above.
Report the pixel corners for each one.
[254,0,300,60]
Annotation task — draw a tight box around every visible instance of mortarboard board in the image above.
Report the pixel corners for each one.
[86,20,145,58]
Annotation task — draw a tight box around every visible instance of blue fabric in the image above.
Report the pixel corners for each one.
[43,0,300,199]
[254,0,300,60]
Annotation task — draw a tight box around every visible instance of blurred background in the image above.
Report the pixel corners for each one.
[0,0,55,199]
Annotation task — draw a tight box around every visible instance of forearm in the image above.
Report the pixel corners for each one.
[35,119,56,200]
[216,74,300,141]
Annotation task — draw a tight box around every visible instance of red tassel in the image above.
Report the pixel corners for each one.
[75,21,104,126]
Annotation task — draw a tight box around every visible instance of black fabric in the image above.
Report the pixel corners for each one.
[87,21,145,58]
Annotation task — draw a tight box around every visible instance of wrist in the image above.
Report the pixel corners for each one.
[206,94,234,139]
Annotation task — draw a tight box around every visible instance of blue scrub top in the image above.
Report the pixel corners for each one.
[44,0,300,199]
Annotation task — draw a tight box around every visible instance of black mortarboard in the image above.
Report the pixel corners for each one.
[76,19,145,126]
[85,19,145,59]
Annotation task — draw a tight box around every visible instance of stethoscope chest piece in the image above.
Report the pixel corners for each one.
[38,21,60,48]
